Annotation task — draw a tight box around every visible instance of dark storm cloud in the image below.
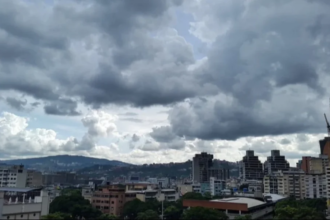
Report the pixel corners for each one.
[0,0,209,109]
[167,0,330,140]
[44,98,80,116]
[5,97,27,111]
[1,0,330,142]
[150,126,177,143]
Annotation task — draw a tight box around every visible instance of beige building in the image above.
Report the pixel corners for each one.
[177,184,193,196]
[134,188,178,202]
[26,171,42,187]
[92,185,136,217]
[0,188,49,219]
[82,187,94,203]
[264,171,305,199]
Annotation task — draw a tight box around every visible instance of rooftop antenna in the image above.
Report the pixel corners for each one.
[324,98,330,137]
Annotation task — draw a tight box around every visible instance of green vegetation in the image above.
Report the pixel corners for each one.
[182,207,228,220]
[234,215,252,220]
[136,210,160,220]
[45,189,103,220]
[41,212,73,220]
[274,197,326,220]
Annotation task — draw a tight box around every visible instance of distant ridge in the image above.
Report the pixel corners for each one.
[0,155,132,171]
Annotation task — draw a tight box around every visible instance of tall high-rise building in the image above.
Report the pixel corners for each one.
[264,150,290,175]
[240,150,263,180]
[319,137,330,159]
[192,152,213,183]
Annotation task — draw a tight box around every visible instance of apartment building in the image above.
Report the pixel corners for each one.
[320,137,330,159]
[305,174,326,199]
[0,165,27,188]
[192,152,213,183]
[325,166,330,206]
[209,168,230,180]
[239,150,263,180]
[242,180,263,192]
[264,170,305,199]
[0,188,49,219]
[26,171,42,187]
[264,150,289,175]
[210,177,226,196]
[42,172,76,185]
[92,185,135,216]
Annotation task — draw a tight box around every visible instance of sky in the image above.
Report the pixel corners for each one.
[1,0,330,166]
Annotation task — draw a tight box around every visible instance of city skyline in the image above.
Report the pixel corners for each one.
[1,0,330,165]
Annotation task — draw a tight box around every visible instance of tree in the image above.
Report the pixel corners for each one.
[164,205,181,220]
[136,210,160,220]
[49,193,101,220]
[234,215,252,220]
[122,199,148,220]
[274,197,326,220]
[182,192,206,200]
[203,192,212,200]
[182,207,228,220]
[96,214,119,220]
[41,212,73,220]
[275,206,324,220]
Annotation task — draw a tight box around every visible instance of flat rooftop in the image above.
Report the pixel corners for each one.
[211,197,265,208]
[0,187,42,193]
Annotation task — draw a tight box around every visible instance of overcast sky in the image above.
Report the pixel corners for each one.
[1,0,330,165]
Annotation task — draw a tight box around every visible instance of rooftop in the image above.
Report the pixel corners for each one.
[211,197,265,208]
[0,187,42,193]
[161,189,176,192]
[125,190,157,194]
[263,193,286,202]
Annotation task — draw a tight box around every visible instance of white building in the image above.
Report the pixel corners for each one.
[242,180,263,192]
[0,188,50,219]
[210,177,226,196]
[325,166,330,206]
[158,178,170,188]
[305,174,327,199]
[0,165,28,188]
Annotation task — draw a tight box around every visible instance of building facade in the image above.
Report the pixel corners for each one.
[210,177,226,196]
[0,165,27,188]
[192,153,213,183]
[26,171,42,187]
[263,170,305,199]
[0,188,49,219]
[305,174,326,199]
[92,185,135,216]
[240,151,263,180]
[209,168,230,180]
[320,137,330,159]
[264,150,289,175]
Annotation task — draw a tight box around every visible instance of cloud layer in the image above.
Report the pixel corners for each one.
[1,0,330,163]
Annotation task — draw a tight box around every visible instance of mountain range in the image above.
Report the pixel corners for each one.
[0,155,239,178]
[0,155,131,171]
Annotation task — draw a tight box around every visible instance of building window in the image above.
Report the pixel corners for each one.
[111,201,114,204]
[21,215,23,217]
[33,213,36,216]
